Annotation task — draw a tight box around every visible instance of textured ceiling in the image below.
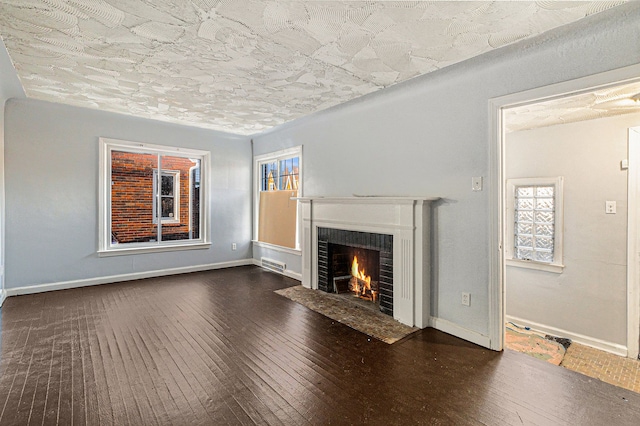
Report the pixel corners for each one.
[505,80,640,133]
[0,1,628,135]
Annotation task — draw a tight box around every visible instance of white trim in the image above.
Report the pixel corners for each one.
[506,315,627,357]
[252,258,302,281]
[429,317,491,348]
[98,242,211,257]
[0,288,6,307]
[627,127,640,359]
[506,259,564,273]
[489,63,640,353]
[5,259,254,297]
[252,240,302,256]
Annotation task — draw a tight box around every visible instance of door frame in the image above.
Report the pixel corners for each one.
[488,63,640,356]
[628,126,640,358]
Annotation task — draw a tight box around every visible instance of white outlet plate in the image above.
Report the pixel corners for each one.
[232,243,237,250]
[461,292,470,306]
[605,201,616,214]
[472,177,483,191]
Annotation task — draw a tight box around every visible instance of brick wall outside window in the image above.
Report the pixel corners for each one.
[111,151,197,243]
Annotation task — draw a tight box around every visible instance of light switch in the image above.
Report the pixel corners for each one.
[472,177,483,191]
[606,201,616,214]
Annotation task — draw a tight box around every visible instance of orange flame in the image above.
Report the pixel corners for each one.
[351,256,376,301]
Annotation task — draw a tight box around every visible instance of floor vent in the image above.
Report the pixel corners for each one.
[261,258,286,274]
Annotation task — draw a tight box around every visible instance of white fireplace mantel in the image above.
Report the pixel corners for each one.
[298,196,438,329]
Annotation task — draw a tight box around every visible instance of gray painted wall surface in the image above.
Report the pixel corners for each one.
[252,4,640,337]
[506,113,640,346]
[0,38,26,298]
[4,98,252,289]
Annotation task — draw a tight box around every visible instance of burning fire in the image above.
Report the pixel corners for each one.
[350,256,377,301]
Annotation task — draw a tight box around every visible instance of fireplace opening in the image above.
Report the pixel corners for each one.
[331,245,380,305]
[317,228,393,316]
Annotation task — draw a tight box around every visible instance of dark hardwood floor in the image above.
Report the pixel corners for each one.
[0,266,638,425]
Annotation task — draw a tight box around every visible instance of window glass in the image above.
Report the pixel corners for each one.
[111,150,157,244]
[261,162,277,191]
[514,185,555,263]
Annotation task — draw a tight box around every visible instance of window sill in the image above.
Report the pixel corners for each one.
[252,240,301,256]
[98,242,211,257]
[506,258,564,273]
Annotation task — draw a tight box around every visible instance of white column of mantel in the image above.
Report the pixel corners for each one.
[300,199,312,289]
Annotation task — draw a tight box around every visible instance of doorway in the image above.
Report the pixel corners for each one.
[489,64,640,359]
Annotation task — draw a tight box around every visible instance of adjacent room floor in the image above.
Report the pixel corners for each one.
[1,266,639,425]
[506,323,640,394]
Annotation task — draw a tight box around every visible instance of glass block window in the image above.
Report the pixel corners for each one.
[514,185,555,263]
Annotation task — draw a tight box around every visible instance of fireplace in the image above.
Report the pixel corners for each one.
[299,196,437,328]
[317,228,393,316]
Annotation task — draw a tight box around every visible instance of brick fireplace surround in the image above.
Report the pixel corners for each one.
[298,197,437,328]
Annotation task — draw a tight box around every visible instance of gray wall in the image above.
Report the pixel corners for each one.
[252,4,640,338]
[506,113,640,346]
[0,38,25,299]
[4,98,252,289]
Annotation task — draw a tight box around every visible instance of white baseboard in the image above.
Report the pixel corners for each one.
[0,289,6,307]
[252,259,302,281]
[429,317,491,349]
[5,259,254,297]
[506,315,627,357]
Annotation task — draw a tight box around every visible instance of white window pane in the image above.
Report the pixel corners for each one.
[536,186,554,197]
[535,224,554,236]
[535,198,554,211]
[517,187,533,197]
[517,211,534,223]
[517,235,533,247]
[535,236,554,250]
[535,251,554,263]
[535,211,554,224]
[517,198,534,210]
[517,223,533,235]
[516,248,534,260]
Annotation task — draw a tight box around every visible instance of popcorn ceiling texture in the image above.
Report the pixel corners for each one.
[505,80,640,133]
[0,1,627,135]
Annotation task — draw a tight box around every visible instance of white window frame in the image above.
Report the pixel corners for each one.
[98,137,210,256]
[506,177,564,273]
[152,169,180,224]
[253,146,302,252]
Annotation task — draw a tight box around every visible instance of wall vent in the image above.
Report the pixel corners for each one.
[261,257,286,274]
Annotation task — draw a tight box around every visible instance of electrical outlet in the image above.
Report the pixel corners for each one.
[472,177,483,191]
[232,243,237,250]
[605,201,616,214]
[461,292,470,306]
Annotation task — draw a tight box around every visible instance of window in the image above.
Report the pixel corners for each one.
[152,170,180,223]
[506,177,564,273]
[254,146,302,250]
[99,138,210,255]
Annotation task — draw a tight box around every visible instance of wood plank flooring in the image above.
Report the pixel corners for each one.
[1,266,639,425]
